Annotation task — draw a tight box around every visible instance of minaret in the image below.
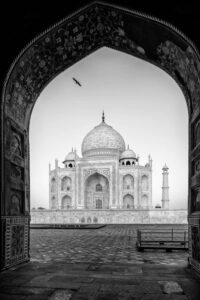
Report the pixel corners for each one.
[102,110,105,123]
[49,162,51,173]
[55,158,58,169]
[161,164,170,209]
[148,154,153,169]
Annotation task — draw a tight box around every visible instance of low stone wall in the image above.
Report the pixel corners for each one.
[30,209,188,224]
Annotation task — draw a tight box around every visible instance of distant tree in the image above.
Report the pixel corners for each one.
[31,207,36,210]
[37,207,45,210]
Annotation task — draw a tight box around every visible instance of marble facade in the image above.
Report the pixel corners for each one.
[49,114,153,214]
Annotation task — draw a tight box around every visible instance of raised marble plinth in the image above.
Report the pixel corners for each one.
[30,209,188,224]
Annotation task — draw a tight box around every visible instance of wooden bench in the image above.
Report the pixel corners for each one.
[136,229,188,252]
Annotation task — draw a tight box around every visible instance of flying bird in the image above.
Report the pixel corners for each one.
[72,77,82,86]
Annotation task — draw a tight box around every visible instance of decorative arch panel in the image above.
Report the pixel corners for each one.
[123,194,134,209]
[84,172,109,209]
[123,174,134,190]
[61,195,72,209]
[141,175,148,191]
[61,176,72,191]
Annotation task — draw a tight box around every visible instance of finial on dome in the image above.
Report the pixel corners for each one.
[102,111,105,123]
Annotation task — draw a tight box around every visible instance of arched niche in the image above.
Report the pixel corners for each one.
[141,175,148,191]
[141,194,148,208]
[61,195,72,209]
[123,174,134,190]
[51,196,56,209]
[61,176,72,191]
[81,217,85,223]
[87,217,92,224]
[93,217,98,223]
[1,1,200,273]
[51,178,56,193]
[123,194,134,209]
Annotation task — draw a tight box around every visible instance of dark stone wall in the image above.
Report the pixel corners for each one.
[1,1,200,86]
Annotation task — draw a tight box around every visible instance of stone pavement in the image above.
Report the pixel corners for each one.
[30,224,188,265]
[0,224,200,299]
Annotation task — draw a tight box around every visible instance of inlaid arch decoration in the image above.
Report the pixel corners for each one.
[84,168,110,182]
[1,1,200,273]
[51,196,56,209]
[93,217,98,223]
[123,174,134,190]
[87,217,92,224]
[51,178,56,193]
[61,195,72,209]
[141,194,148,208]
[141,175,148,191]
[123,194,134,209]
[61,176,72,191]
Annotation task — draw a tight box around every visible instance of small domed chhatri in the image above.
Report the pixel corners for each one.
[48,111,169,224]
[63,148,79,162]
[62,148,79,169]
[81,112,125,158]
[120,145,137,160]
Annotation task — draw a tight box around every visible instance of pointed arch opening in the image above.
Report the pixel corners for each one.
[61,176,72,192]
[84,173,109,209]
[61,195,72,209]
[123,174,134,190]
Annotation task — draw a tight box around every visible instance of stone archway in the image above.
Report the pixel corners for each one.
[84,173,109,209]
[1,1,200,273]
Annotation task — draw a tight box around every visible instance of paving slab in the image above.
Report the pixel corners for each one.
[158,281,184,294]
[48,289,73,300]
[0,225,199,299]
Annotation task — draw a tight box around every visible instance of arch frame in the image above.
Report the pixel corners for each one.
[0,1,200,273]
[84,171,110,209]
[61,195,72,209]
[61,176,72,191]
[123,174,134,190]
[123,193,134,209]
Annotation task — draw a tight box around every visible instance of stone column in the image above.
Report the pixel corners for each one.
[161,164,170,209]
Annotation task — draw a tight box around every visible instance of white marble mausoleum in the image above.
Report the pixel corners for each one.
[49,113,153,212]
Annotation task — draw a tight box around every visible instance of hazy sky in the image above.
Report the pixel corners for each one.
[30,47,188,209]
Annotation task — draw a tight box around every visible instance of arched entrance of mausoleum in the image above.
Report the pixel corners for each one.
[84,173,109,209]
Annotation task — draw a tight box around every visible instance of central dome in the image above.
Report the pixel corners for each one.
[81,113,125,158]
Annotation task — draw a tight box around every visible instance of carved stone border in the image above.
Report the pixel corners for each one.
[1,216,30,270]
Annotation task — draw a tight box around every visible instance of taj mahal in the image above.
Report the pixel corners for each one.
[49,112,169,214]
[30,112,189,225]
